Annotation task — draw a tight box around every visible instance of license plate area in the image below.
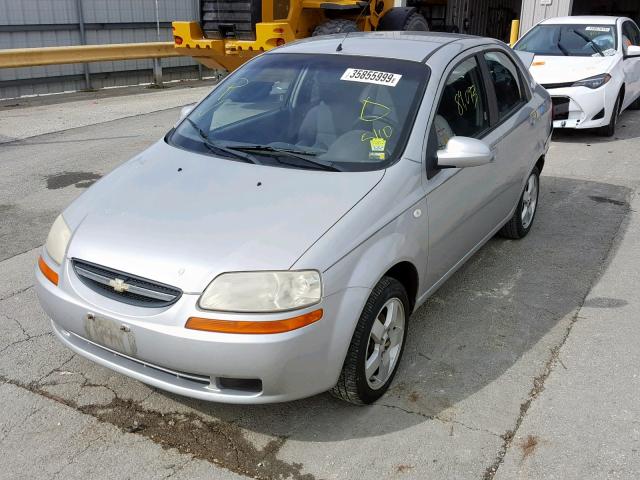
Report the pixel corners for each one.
[84,313,137,357]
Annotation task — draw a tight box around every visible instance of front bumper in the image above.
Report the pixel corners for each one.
[547,84,614,129]
[36,255,369,403]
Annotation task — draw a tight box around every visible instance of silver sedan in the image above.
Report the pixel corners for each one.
[36,32,552,404]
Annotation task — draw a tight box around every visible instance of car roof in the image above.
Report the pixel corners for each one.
[269,31,503,63]
[539,16,620,26]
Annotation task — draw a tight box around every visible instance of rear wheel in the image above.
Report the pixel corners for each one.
[331,277,409,404]
[378,9,429,32]
[312,19,358,37]
[499,167,540,239]
[402,13,429,31]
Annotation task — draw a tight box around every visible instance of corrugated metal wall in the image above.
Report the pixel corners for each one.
[444,0,522,42]
[0,0,217,99]
[519,0,573,34]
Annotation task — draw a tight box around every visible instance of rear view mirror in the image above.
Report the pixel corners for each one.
[437,137,494,168]
[627,45,640,57]
[179,104,195,121]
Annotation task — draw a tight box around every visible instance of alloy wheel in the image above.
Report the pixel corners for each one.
[365,298,405,390]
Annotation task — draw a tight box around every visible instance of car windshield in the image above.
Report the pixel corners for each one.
[514,24,617,57]
[168,53,429,172]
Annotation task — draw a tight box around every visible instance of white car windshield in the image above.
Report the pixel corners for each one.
[515,24,617,57]
[169,53,429,172]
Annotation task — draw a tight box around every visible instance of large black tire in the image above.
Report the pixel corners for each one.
[331,277,410,405]
[378,8,429,32]
[499,166,540,239]
[598,93,621,137]
[402,13,429,31]
[312,19,358,37]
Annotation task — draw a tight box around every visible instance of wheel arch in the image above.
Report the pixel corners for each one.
[382,261,419,313]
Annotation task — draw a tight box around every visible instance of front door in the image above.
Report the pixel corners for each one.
[424,53,503,289]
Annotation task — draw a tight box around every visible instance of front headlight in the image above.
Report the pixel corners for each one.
[199,271,322,312]
[572,73,611,89]
[45,215,72,265]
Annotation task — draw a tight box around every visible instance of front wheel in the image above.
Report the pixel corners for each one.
[598,94,621,137]
[331,277,409,404]
[499,166,540,239]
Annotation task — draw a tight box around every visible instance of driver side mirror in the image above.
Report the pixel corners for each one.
[626,45,640,57]
[179,104,195,121]
[437,137,494,168]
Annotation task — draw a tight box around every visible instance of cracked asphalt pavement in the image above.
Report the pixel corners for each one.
[1,84,639,479]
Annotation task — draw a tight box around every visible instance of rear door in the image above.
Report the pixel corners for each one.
[621,20,640,108]
[480,49,536,218]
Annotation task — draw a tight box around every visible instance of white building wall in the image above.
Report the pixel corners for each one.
[520,0,573,35]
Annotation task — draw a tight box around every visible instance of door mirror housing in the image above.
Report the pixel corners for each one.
[626,45,640,57]
[437,137,494,168]
[179,104,195,121]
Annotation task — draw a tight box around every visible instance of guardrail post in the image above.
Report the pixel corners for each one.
[152,58,163,87]
[75,0,92,90]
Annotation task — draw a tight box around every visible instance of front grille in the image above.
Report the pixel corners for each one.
[201,0,261,40]
[541,81,573,90]
[551,96,570,121]
[72,259,182,308]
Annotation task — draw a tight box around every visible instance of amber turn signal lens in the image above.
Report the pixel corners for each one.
[38,256,59,286]
[186,309,323,334]
[174,36,183,45]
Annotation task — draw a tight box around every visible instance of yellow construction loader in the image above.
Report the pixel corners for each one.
[172,0,429,72]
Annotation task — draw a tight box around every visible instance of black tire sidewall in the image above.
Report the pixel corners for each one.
[353,279,410,404]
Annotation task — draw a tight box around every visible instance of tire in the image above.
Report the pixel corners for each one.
[499,166,540,239]
[402,13,429,31]
[598,93,621,137]
[312,19,358,37]
[378,8,429,32]
[331,277,410,405]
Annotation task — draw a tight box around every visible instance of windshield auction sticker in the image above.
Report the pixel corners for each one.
[585,26,610,32]
[341,68,402,86]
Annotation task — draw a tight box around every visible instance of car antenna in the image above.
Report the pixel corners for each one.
[337,3,370,52]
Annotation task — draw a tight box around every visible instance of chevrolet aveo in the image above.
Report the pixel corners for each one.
[36,32,551,405]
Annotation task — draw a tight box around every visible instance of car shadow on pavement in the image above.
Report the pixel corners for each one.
[169,175,631,442]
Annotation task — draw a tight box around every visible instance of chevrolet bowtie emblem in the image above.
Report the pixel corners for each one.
[109,277,130,293]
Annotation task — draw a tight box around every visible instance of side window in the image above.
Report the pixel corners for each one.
[623,21,640,51]
[434,56,490,149]
[483,51,525,121]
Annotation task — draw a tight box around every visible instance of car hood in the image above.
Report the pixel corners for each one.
[528,55,617,85]
[64,140,384,293]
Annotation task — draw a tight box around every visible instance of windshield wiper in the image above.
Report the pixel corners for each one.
[571,29,604,56]
[225,144,342,172]
[184,118,259,164]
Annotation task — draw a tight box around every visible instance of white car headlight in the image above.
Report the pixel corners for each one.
[45,215,72,265]
[199,271,322,312]
[572,73,611,89]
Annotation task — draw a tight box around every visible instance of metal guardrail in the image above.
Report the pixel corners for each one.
[0,42,179,69]
[0,41,183,88]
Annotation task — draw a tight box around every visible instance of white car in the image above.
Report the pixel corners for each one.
[514,16,640,136]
